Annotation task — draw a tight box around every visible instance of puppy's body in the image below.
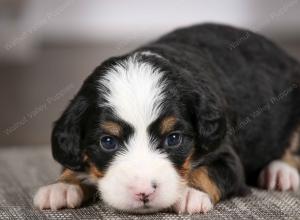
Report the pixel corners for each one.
[138,24,300,183]
[34,24,300,214]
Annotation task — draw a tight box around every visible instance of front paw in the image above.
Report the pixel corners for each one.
[33,182,83,210]
[173,187,213,214]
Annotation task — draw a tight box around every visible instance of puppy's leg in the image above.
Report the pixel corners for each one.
[173,146,247,214]
[258,128,300,191]
[34,169,97,210]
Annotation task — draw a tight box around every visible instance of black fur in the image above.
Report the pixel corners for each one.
[52,23,300,201]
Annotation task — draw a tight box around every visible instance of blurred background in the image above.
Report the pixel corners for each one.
[1,0,300,146]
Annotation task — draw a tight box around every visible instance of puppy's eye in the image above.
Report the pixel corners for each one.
[100,135,119,151]
[164,132,182,148]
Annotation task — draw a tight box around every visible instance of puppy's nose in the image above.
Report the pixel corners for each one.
[130,181,158,203]
[135,192,152,203]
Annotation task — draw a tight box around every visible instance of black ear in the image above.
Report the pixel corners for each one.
[193,89,227,153]
[51,94,89,171]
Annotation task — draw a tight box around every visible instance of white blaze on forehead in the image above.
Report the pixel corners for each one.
[99,55,166,130]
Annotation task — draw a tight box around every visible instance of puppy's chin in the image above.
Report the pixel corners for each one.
[97,149,183,213]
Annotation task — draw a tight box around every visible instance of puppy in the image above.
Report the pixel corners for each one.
[34,23,300,214]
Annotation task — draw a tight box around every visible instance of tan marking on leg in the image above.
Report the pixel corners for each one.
[179,154,192,180]
[160,116,177,134]
[83,154,104,180]
[282,151,300,170]
[58,169,81,185]
[282,126,300,170]
[89,163,104,180]
[178,150,221,204]
[58,168,97,203]
[289,126,300,152]
[188,167,221,204]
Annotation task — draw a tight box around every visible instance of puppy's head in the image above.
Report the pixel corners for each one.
[52,53,226,213]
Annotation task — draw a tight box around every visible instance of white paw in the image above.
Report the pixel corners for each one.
[258,160,300,191]
[173,187,213,214]
[33,182,83,210]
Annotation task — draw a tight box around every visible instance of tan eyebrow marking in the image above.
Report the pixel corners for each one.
[101,121,122,136]
[160,116,177,134]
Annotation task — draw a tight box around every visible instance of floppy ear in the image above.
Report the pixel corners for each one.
[51,94,89,171]
[192,89,227,153]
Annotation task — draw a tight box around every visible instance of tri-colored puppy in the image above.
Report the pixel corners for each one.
[34,24,300,214]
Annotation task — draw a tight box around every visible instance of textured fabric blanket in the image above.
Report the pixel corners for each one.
[0,146,299,220]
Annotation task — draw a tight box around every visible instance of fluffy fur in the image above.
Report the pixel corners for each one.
[34,23,300,214]
[99,55,166,129]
